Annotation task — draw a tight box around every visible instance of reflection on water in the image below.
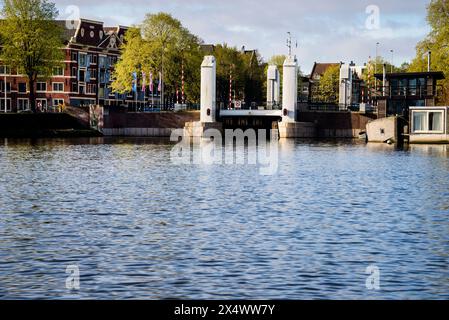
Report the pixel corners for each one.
[0,138,448,299]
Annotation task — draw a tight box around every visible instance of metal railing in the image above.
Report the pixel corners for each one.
[218,101,282,110]
[371,85,441,98]
[307,103,366,112]
[126,102,200,112]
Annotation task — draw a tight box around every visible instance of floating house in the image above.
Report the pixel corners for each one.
[409,106,449,143]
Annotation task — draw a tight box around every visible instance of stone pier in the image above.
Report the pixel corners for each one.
[184,55,222,137]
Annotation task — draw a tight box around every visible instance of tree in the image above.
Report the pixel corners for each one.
[408,0,449,104]
[0,0,64,112]
[317,65,340,104]
[112,12,203,104]
[213,44,266,106]
[265,55,304,104]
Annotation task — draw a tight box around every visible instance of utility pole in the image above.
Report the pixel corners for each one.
[375,42,380,91]
[4,73,7,113]
[161,48,164,109]
[287,32,292,56]
[390,49,394,73]
[375,42,380,73]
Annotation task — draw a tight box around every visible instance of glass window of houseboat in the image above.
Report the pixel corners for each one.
[398,79,407,95]
[413,111,427,131]
[429,111,443,131]
[409,78,417,95]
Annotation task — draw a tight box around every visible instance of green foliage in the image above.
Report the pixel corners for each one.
[213,44,266,105]
[112,12,269,105]
[111,12,203,102]
[317,65,340,104]
[409,0,449,104]
[0,0,64,111]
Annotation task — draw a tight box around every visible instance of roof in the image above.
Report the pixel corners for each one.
[374,71,445,80]
[310,62,340,80]
[55,20,79,43]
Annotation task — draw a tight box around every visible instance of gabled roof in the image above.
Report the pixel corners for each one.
[55,20,79,43]
[310,62,340,80]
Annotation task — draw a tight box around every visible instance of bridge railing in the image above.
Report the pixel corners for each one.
[218,101,282,110]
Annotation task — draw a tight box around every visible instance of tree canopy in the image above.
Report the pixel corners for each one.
[0,0,64,112]
[409,0,449,104]
[112,12,268,105]
[111,12,203,103]
[316,65,340,104]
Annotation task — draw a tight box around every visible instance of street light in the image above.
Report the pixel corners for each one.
[375,42,380,73]
[390,49,394,73]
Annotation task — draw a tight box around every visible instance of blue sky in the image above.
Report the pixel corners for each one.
[54,0,431,74]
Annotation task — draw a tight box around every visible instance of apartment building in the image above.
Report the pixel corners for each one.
[0,19,133,112]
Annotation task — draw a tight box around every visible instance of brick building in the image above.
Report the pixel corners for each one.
[0,19,146,112]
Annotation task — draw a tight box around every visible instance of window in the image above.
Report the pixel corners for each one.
[78,69,86,82]
[413,112,426,131]
[18,83,27,93]
[36,99,47,110]
[36,82,47,92]
[412,110,444,133]
[17,98,29,111]
[71,67,77,77]
[429,112,442,131]
[0,65,10,75]
[79,85,85,95]
[71,51,78,62]
[72,82,78,93]
[52,82,64,92]
[0,98,11,111]
[87,84,97,94]
[79,53,87,67]
[53,67,64,76]
[89,69,97,79]
[53,99,64,107]
[0,81,11,92]
[92,55,97,64]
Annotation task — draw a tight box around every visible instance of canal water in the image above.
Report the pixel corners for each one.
[0,137,448,299]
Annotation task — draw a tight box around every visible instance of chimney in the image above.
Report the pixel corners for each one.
[427,50,431,72]
[382,64,387,96]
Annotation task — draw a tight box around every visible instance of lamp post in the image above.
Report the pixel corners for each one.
[375,42,380,73]
[3,73,6,113]
[390,49,394,73]
[375,42,380,91]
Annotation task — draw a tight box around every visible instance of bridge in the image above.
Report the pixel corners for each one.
[184,55,316,138]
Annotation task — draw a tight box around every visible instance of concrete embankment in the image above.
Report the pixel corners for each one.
[298,111,377,138]
[103,109,200,136]
[0,112,101,138]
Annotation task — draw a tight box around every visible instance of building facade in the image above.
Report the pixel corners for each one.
[373,71,445,118]
[0,19,148,112]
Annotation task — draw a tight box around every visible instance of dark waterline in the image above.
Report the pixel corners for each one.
[0,137,448,299]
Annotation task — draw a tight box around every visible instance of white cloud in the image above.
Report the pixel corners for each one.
[55,0,431,73]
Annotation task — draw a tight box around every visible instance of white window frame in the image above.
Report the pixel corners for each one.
[52,99,65,107]
[411,109,445,134]
[53,66,64,76]
[36,82,47,92]
[0,98,12,112]
[36,98,47,107]
[18,82,27,93]
[0,65,11,75]
[17,98,30,111]
[52,82,64,92]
